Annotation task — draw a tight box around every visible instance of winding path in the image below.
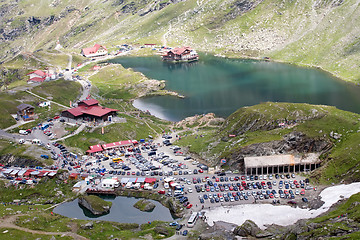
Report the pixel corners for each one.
[25,90,68,109]
[0,215,89,240]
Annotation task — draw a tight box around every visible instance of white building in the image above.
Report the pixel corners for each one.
[101,178,118,189]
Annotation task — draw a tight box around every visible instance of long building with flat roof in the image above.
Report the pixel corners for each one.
[244,154,321,175]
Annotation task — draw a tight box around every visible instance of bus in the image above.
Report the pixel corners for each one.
[187,212,198,228]
[112,157,123,163]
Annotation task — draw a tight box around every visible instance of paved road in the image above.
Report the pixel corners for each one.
[77,80,91,102]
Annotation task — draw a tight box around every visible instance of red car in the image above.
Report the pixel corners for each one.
[158,190,165,194]
[300,189,305,195]
[73,165,81,169]
[186,204,193,209]
[198,169,204,173]
[54,116,60,119]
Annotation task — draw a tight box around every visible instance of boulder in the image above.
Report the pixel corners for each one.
[81,221,94,230]
[233,220,260,237]
[154,226,169,236]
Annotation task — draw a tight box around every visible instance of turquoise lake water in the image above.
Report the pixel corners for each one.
[109,54,360,121]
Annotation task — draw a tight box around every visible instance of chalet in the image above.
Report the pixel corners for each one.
[27,70,46,83]
[81,44,108,58]
[17,103,35,121]
[61,99,118,122]
[162,46,199,62]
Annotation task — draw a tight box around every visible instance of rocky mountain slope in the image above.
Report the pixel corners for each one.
[1,0,360,83]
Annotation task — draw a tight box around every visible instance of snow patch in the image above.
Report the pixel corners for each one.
[204,182,360,229]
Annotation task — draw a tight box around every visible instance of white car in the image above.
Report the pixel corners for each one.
[19,130,28,135]
[188,187,193,193]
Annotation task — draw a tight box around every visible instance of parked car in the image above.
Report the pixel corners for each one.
[169,221,178,226]
[176,224,183,231]
[19,130,28,135]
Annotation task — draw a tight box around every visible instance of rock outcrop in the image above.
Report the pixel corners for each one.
[133,199,156,212]
[78,195,112,216]
[233,220,261,237]
[166,198,183,218]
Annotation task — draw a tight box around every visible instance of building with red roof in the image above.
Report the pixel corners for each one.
[61,99,118,121]
[86,140,138,155]
[102,140,138,150]
[27,70,47,83]
[86,144,104,154]
[162,46,199,62]
[81,44,108,58]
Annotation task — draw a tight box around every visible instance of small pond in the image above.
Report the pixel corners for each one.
[53,196,177,224]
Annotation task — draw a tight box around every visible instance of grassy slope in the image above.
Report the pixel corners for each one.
[0,92,22,128]
[0,139,41,164]
[0,176,76,203]
[63,113,166,151]
[89,65,147,100]
[31,79,81,106]
[176,102,360,184]
[0,228,72,240]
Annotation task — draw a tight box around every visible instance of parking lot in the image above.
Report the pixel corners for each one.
[169,173,314,213]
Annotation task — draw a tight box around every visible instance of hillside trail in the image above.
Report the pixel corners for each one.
[0,214,89,240]
[162,23,171,46]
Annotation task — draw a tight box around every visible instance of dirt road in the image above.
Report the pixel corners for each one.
[0,214,89,240]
